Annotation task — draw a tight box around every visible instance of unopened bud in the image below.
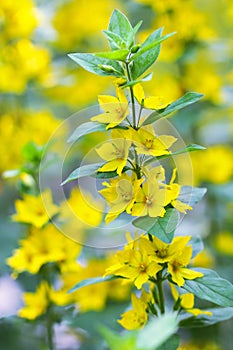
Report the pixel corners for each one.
[131,44,141,54]
[98,64,116,73]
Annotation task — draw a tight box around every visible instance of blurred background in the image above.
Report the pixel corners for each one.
[0,0,233,349]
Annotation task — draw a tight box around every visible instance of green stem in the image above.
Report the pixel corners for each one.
[46,306,54,350]
[157,271,165,314]
[125,61,137,128]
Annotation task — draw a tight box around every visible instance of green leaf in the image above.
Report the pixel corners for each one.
[156,334,180,350]
[182,268,233,307]
[95,49,129,61]
[190,235,204,259]
[68,53,124,77]
[108,9,133,47]
[67,122,107,143]
[132,208,179,243]
[179,307,233,328]
[99,325,137,350]
[95,170,119,179]
[121,72,153,88]
[61,163,104,185]
[68,275,117,293]
[131,28,173,79]
[142,92,204,125]
[103,30,126,50]
[130,32,175,62]
[178,186,207,207]
[22,141,44,163]
[136,313,179,350]
[143,144,206,165]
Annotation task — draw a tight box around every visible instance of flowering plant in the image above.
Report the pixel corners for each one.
[62,9,233,348]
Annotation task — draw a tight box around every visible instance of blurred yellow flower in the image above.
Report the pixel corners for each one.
[0,0,38,41]
[215,231,233,256]
[12,190,59,228]
[7,224,81,275]
[18,281,50,320]
[191,249,215,268]
[52,0,121,50]
[192,145,233,185]
[0,111,62,172]
[0,39,50,94]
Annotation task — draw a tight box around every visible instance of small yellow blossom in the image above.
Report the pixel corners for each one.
[96,129,132,175]
[170,283,212,317]
[118,293,148,330]
[12,189,59,228]
[131,181,166,218]
[105,237,162,289]
[141,235,191,264]
[163,168,192,213]
[133,83,170,110]
[99,174,143,223]
[131,126,177,157]
[167,246,203,287]
[91,87,129,129]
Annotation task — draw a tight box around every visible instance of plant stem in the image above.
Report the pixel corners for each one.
[46,306,54,350]
[157,271,165,314]
[125,61,137,128]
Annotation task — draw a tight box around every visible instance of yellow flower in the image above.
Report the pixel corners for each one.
[170,283,212,317]
[18,281,72,320]
[131,181,166,217]
[131,126,177,157]
[60,187,104,229]
[163,168,192,213]
[99,174,143,223]
[191,145,233,185]
[118,293,148,330]
[0,0,38,41]
[91,87,129,129]
[167,246,203,287]
[215,231,233,256]
[140,235,191,264]
[105,237,162,289]
[96,129,132,175]
[18,281,49,320]
[142,165,166,183]
[7,224,81,275]
[133,83,170,110]
[12,189,59,228]
[191,249,215,268]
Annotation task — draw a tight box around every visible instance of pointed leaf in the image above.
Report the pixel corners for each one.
[129,32,175,62]
[178,186,207,207]
[182,268,233,307]
[108,9,133,46]
[95,49,129,61]
[61,163,103,185]
[67,122,107,143]
[136,313,178,350]
[103,30,126,50]
[142,92,204,125]
[99,325,136,350]
[190,235,204,259]
[156,334,180,350]
[133,208,179,243]
[68,275,117,293]
[143,144,206,165]
[121,73,153,89]
[68,53,124,77]
[179,307,233,328]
